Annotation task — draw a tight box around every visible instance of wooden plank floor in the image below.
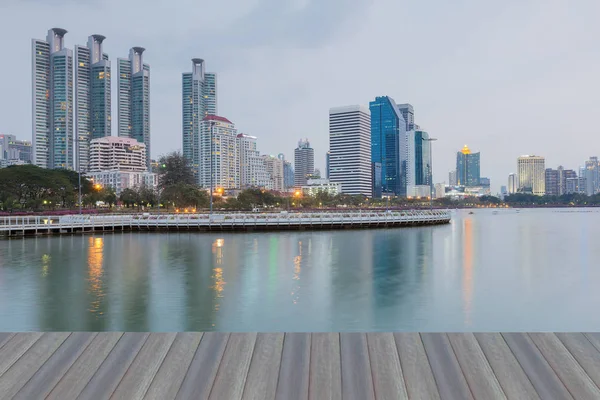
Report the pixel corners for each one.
[1,333,600,399]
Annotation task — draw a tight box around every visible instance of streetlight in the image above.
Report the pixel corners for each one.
[422,137,438,209]
[209,121,216,215]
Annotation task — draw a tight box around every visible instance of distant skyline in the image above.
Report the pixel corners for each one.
[1,0,599,193]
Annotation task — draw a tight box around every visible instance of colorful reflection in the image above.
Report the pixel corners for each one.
[87,237,104,315]
[291,241,302,304]
[41,254,51,277]
[463,218,473,324]
[212,238,224,265]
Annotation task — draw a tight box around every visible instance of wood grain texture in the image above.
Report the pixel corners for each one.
[275,333,311,400]
[144,332,203,400]
[529,333,600,399]
[502,333,572,400]
[447,333,506,400]
[583,333,600,354]
[393,333,440,400]
[340,333,375,400]
[175,332,230,400]
[111,332,177,400]
[0,333,14,350]
[46,332,123,400]
[209,333,257,400]
[13,332,96,400]
[0,332,70,399]
[474,333,540,400]
[557,332,600,389]
[77,332,149,400]
[421,333,474,400]
[366,333,408,400]
[309,333,341,400]
[0,332,43,377]
[242,333,284,400]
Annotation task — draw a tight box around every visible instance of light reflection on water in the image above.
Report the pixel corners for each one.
[1,208,600,331]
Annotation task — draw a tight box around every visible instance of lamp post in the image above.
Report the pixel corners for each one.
[209,121,216,215]
[422,137,438,209]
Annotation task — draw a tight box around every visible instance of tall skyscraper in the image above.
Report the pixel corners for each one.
[518,155,545,195]
[237,134,269,188]
[508,173,518,194]
[396,103,416,131]
[262,155,285,191]
[369,96,406,195]
[32,28,74,169]
[406,130,432,197]
[74,35,111,172]
[456,145,480,186]
[449,170,457,186]
[182,58,217,182]
[294,139,314,186]
[329,105,372,196]
[277,153,294,189]
[584,157,599,196]
[200,115,238,189]
[118,47,150,169]
[545,168,560,196]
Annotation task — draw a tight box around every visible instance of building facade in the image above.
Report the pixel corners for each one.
[89,136,147,172]
[545,168,560,196]
[301,179,342,197]
[87,170,157,195]
[406,130,432,197]
[396,103,416,131]
[508,173,518,194]
[0,135,32,164]
[237,134,269,188]
[329,105,372,196]
[449,170,457,186]
[32,28,74,169]
[294,139,314,186]
[583,157,599,196]
[117,47,150,169]
[262,155,284,191]
[517,155,545,195]
[200,115,238,189]
[369,96,406,195]
[456,145,480,186]
[182,59,217,182]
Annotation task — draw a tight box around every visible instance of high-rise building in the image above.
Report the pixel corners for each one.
[32,28,74,169]
[0,135,32,164]
[456,145,480,186]
[508,173,518,194]
[406,130,432,198]
[518,155,545,195]
[182,59,217,182]
[545,168,560,196]
[396,103,416,131]
[89,136,146,172]
[449,170,457,186]
[277,153,294,189]
[74,35,111,173]
[369,96,406,195]
[500,186,508,199]
[559,167,577,195]
[262,155,285,191]
[237,134,269,188]
[583,157,599,196]
[294,139,314,186]
[326,151,330,179]
[200,115,238,189]
[118,47,150,169]
[372,162,382,198]
[329,105,372,196]
[566,176,580,194]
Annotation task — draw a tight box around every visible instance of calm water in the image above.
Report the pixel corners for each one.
[1,208,599,332]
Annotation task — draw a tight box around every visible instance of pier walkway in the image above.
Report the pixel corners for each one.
[0,332,599,399]
[0,210,450,237]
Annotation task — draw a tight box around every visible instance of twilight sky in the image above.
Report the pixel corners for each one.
[0,0,599,192]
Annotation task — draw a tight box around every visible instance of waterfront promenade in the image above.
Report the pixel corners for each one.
[0,210,450,237]
[0,332,599,399]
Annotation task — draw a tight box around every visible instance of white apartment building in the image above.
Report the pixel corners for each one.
[262,155,285,191]
[87,170,157,195]
[518,155,545,195]
[201,116,239,189]
[89,136,147,172]
[329,105,372,196]
[301,179,342,196]
[237,134,270,188]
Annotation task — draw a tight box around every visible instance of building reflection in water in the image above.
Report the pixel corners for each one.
[87,237,104,315]
[41,254,51,277]
[211,238,226,311]
[291,241,302,304]
[462,218,474,325]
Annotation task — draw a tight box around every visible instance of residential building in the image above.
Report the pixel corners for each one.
[434,183,446,199]
[32,28,74,169]
[74,35,111,173]
[508,173,518,194]
[0,135,32,163]
[200,115,238,189]
[237,134,269,188]
[406,130,432,198]
[89,136,147,172]
[326,151,330,179]
[118,47,150,169]
[294,139,314,186]
[583,157,599,196]
[566,176,580,194]
[545,168,560,196]
[329,105,372,196]
[262,155,285,191]
[517,155,545,195]
[396,103,416,131]
[500,186,508,199]
[182,59,217,182]
[456,145,480,186]
[284,161,294,189]
[87,170,157,195]
[449,170,458,186]
[301,179,342,197]
[559,168,577,195]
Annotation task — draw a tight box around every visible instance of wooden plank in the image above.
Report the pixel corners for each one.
[393,333,440,400]
[176,332,230,400]
[309,333,341,400]
[111,332,177,400]
[13,332,96,400]
[558,333,600,389]
[474,333,540,400]
[0,332,70,398]
[77,332,149,400]
[502,333,572,400]
[529,333,600,399]
[144,332,203,400]
[46,332,123,400]
[209,333,257,400]
[275,333,311,400]
[339,333,375,400]
[421,333,474,400]
[583,333,600,354]
[0,332,43,377]
[366,333,408,400]
[0,332,14,350]
[242,333,284,400]
[447,333,506,400]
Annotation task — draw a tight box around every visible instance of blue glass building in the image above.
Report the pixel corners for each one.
[369,96,406,195]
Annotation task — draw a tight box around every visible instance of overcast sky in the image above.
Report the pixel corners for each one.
[1,0,598,192]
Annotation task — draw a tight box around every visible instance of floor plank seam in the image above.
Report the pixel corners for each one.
[103,333,150,400]
[563,333,600,393]
[205,333,231,400]
[446,333,478,400]
[337,333,343,400]
[307,333,313,400]
[583,333,600,354]
[472,333,512,399]
[273,332,287,398]
[364,334,378,400]
[139,333,178,400]
[0,333,45,380]
[419,333,444,397]
[0,333,15,352]
[173,332,208,400]
[391,333,411,399]
[498,333,540,398]
[240,332,261,399]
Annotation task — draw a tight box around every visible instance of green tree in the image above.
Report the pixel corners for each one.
[157,152,195,190]
[119,188,140,208]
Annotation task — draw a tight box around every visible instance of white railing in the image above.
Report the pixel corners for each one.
[0,210,451,233]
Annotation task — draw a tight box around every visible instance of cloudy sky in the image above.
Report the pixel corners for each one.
[0,0,599,192]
